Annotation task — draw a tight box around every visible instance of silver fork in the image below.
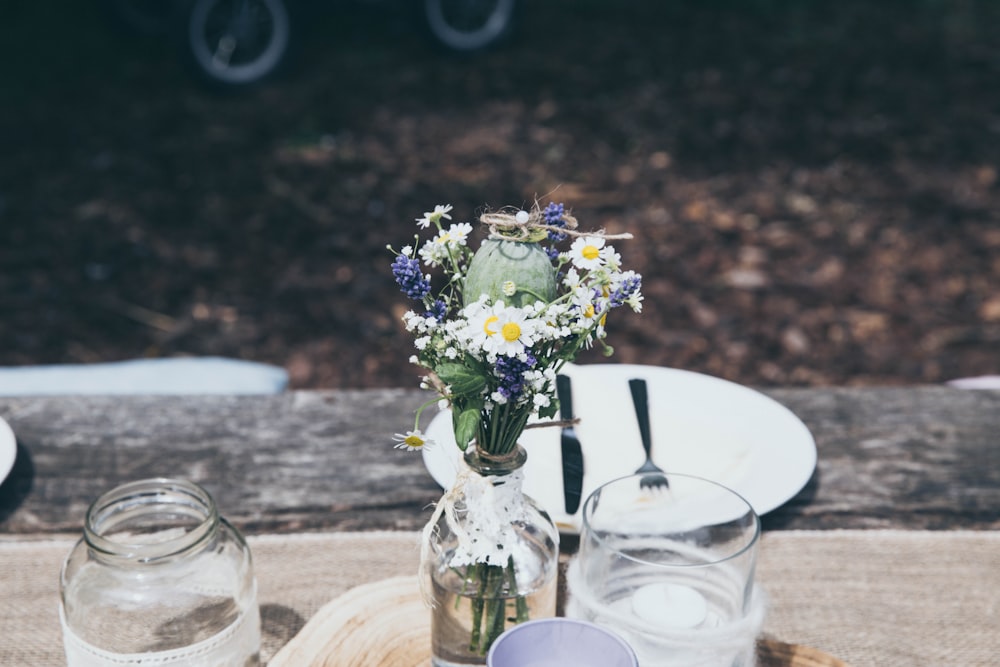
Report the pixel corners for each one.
[628,378,669,491]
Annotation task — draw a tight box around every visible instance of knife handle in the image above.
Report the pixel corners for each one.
[557,374,574,421]
[628,378,652,457]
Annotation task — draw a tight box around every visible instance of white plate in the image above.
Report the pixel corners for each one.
[0,416,16,486]
[422,364,816,533]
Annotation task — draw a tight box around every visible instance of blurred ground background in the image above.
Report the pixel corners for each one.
[1,0,998,389]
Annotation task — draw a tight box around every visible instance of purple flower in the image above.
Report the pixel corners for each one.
[543,202,568,243]
[392,255,431,300]
[427,299,447,321]
[610,274,642,308]
[494,353,538,401]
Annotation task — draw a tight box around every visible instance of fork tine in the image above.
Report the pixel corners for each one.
[640,472,670,491]
[629,378,669,490]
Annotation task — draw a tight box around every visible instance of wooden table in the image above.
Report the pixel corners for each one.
[2,386,999,536]
[2,386,999,667]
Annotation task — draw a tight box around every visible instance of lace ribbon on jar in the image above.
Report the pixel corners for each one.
[418,465,529,606]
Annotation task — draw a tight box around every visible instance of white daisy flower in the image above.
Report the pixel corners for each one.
[573,289,601,323]
[460,300,541,357]
[392,430,435,451]
[419,238,449,266]
[460,298,498,348]
[444,222,473,247]
[569,236,607,270]
[626,292,644,313]
[562,267,582,289]
[416,204,453,229]
[482,305,538,357]
[601,245,621,270]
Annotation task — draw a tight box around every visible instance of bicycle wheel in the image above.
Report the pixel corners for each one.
[177,0,293,88]
[422,0,517,53]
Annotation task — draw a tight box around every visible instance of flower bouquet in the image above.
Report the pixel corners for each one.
[390,202,642,665]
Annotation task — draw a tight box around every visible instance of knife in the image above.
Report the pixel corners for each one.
[556,374,585,515]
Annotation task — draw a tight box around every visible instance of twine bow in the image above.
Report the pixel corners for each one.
[479,204,634,243]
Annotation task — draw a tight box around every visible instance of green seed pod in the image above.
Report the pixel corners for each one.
[463,239,557,308]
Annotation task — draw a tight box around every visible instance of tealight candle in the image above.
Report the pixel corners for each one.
[631,583,708,628]
[487,618,638,667]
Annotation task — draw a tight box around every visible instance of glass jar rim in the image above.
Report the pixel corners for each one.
[464,443,528,475]
[84,477,219,563]
[580,472,761,568]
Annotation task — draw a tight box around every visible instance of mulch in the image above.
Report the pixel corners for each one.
[1,0,998,389]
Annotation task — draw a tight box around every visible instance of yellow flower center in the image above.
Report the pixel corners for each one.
[583,304,595,318]
[404,435,424,448]
[582,245,600,260]
[501,322,522,342]
[484,315,499,335]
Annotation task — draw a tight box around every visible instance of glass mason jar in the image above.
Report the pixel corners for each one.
[60,478,261,667]
[427,444,559,667]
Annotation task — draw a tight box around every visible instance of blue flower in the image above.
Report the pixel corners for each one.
[392,254,432,300]
[610,274,642,308]
[494,353,538,401]
[427,299,448,321]
[543,202,568,243]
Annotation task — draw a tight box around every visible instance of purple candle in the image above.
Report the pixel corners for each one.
[488,618,638,667]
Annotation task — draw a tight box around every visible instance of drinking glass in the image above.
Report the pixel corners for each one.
[566,473,762,667]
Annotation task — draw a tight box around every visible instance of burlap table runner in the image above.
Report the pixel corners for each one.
[2,530,997,666]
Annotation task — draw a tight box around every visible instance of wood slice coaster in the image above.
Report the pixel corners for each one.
[269,577,849,667]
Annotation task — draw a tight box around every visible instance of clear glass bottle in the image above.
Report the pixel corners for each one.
[427,445,559,667]
[60,478,261,666]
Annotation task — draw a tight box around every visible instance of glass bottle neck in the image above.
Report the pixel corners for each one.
[463,443,527,476]
[84,478,219,563]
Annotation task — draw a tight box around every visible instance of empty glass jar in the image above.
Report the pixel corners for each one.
[60,478,261,666]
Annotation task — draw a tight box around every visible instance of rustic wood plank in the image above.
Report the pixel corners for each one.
[761,387,1000,531]
[0,391,441,535]
[0,387,998,535]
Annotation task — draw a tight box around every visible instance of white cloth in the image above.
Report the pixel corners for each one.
[0,357,288,396]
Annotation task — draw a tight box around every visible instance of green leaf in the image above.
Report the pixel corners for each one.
[537,402,559,421]
[453,407,480,451]
[437,362,487,397]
